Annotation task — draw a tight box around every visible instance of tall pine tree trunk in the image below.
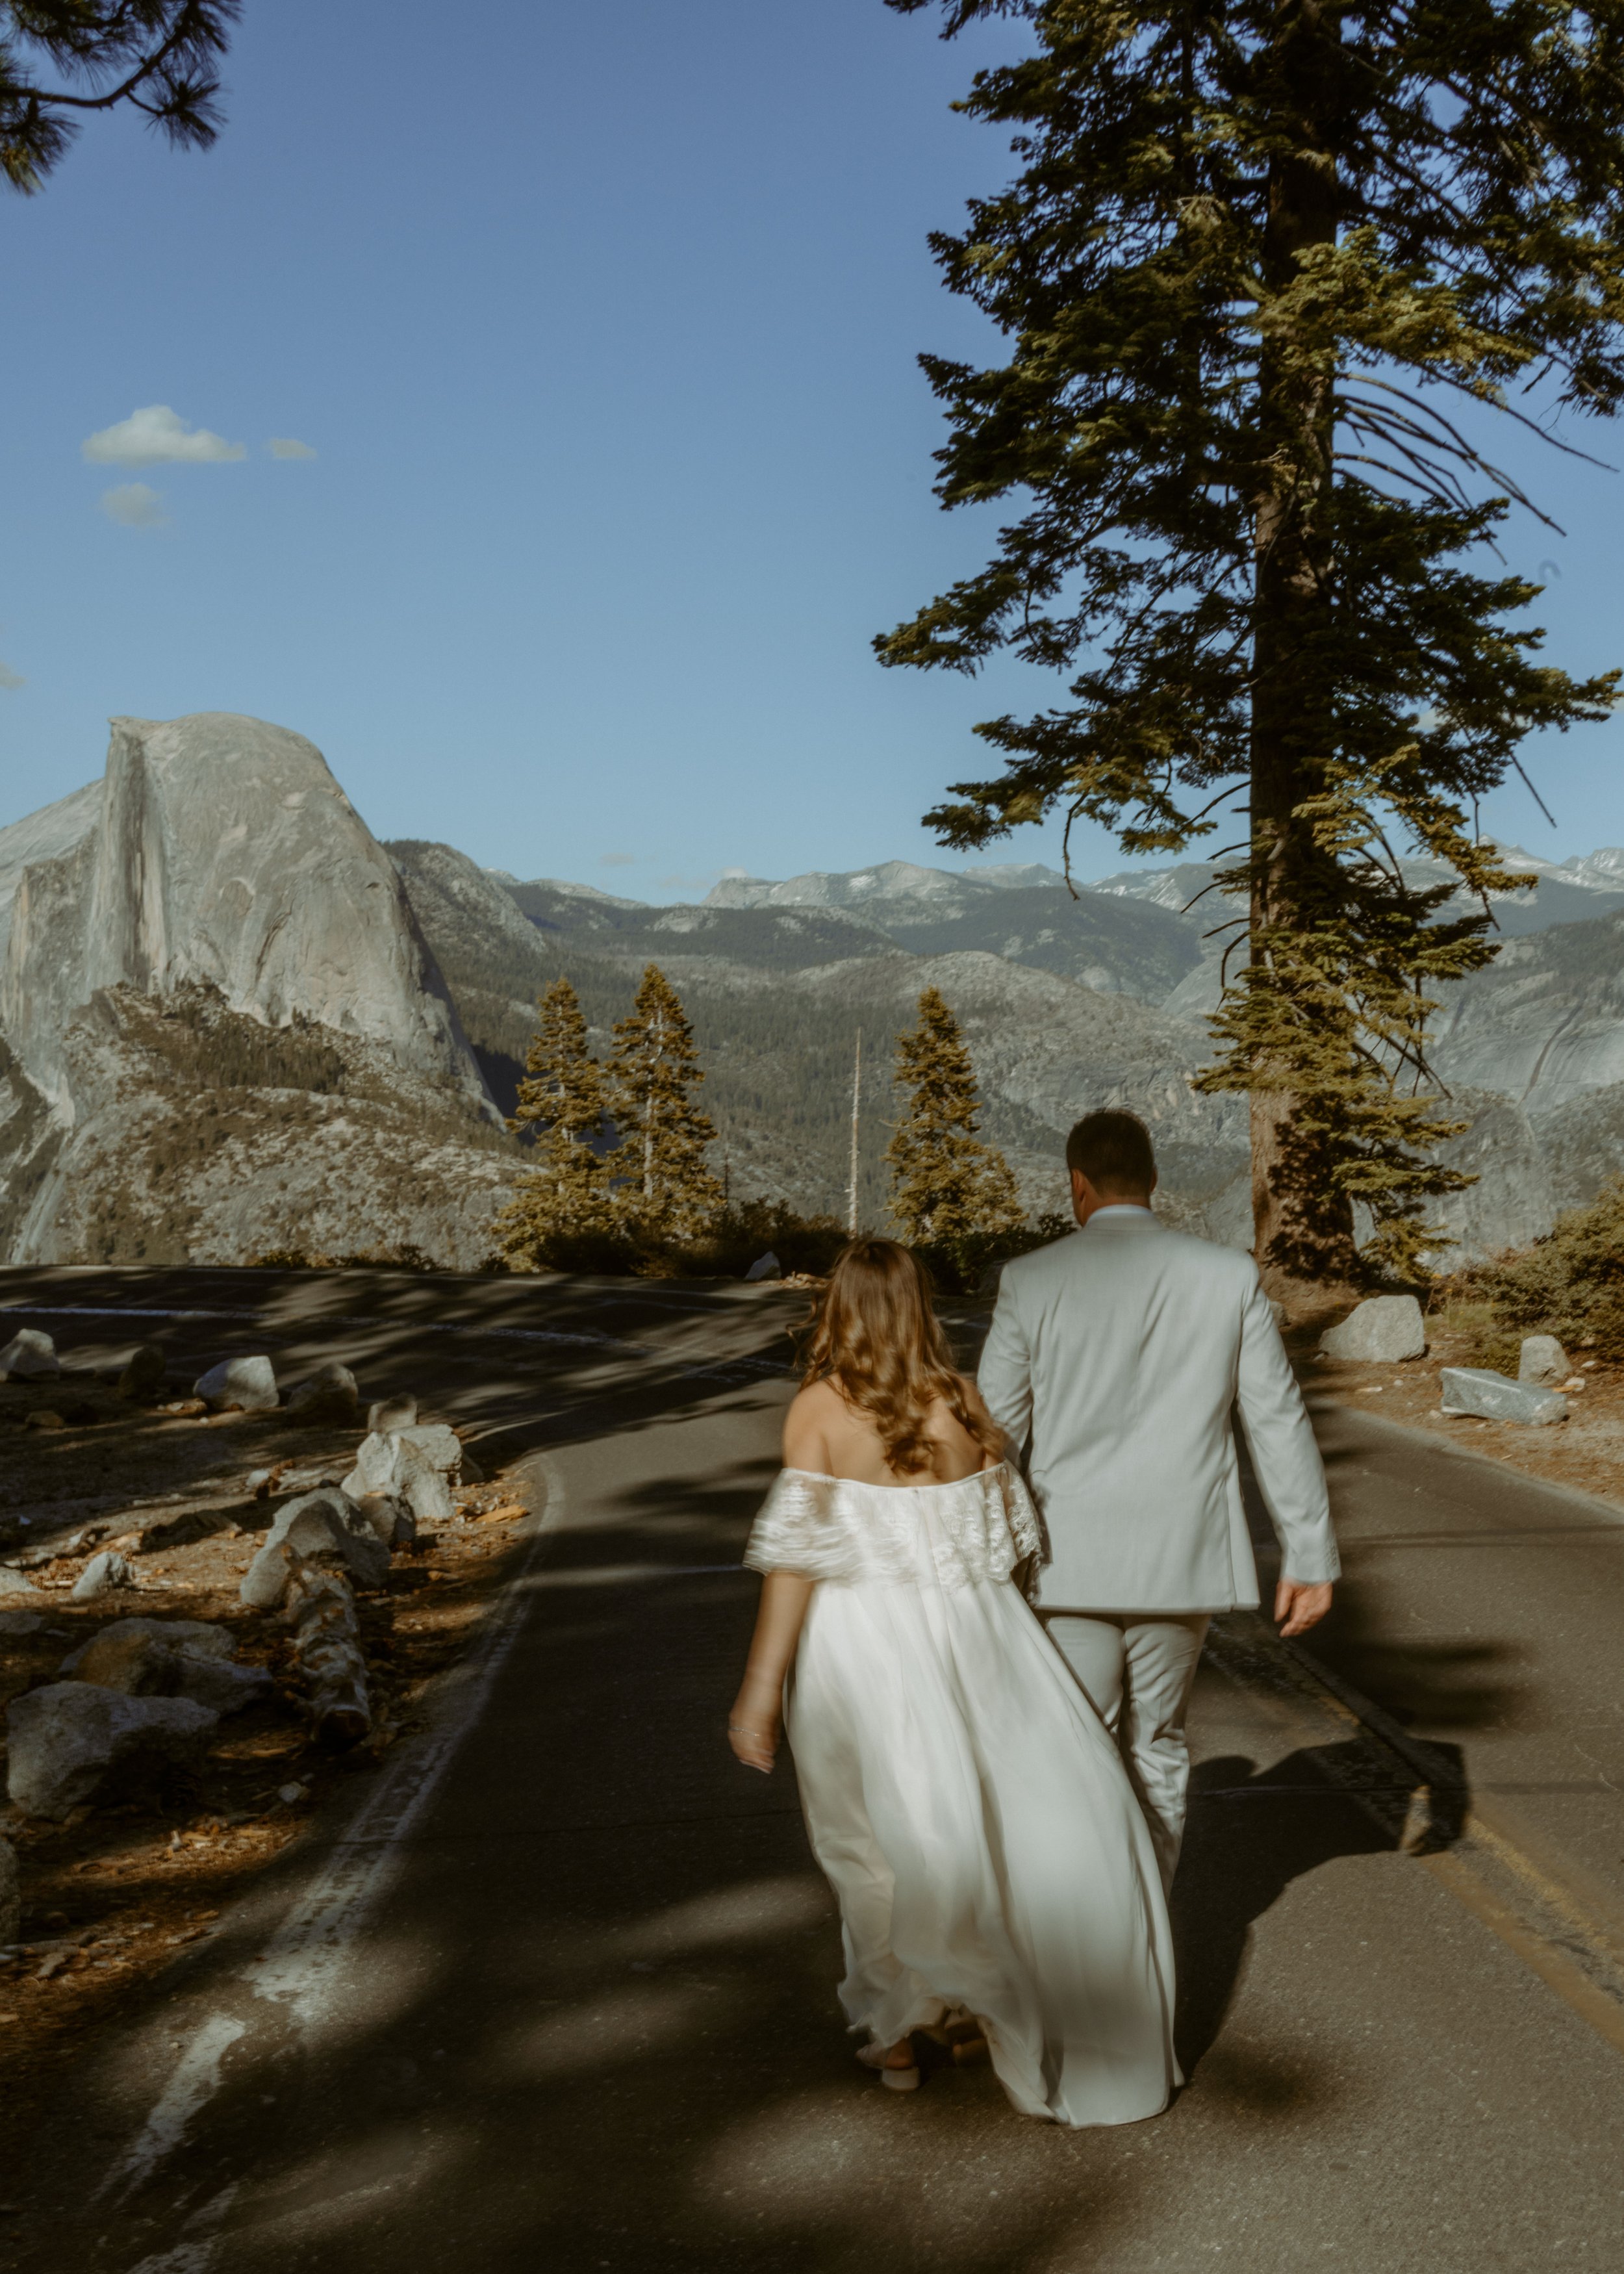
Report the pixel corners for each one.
[1249,0,1358,1286]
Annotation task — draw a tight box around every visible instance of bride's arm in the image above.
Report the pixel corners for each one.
[729,1572,814,1772]
[729,1388,825,1772]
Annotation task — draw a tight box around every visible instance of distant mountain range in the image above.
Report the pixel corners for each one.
[4,711,1624,1266]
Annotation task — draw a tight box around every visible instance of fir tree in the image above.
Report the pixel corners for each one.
[607,964,723,1238]
[887,987,1025,1246]
[2,2,240,192]
[488,977,614,1269]
[880,0,1624,1286]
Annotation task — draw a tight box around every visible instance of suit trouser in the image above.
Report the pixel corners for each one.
[1043,1612,1210,1893]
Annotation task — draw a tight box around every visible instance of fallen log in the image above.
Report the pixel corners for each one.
[283,1558,372,1751]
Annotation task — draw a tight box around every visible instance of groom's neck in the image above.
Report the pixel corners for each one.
[1070,1172,1155,1229]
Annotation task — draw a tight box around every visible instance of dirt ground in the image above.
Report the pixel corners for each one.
[0,1361,531,2146]
[1297,1316,1624,1511]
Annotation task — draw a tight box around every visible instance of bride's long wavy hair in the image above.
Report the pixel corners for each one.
[801,1238,1002,1476]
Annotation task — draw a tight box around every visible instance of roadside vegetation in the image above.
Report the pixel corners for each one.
[1429,1181,1624,1367]
[483,967,1054,1293]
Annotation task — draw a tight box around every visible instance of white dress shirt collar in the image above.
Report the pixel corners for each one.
[1082,1203,1161,1232]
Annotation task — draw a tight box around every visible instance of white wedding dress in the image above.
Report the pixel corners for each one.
[745,1460,1179,2128]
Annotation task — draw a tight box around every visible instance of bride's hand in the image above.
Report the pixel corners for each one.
[728,1676,781,1773]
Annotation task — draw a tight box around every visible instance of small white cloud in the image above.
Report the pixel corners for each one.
[101,482,169,528]
[82,404,246,468]
[0,661,23,691]
[266,437,317,460]
[598,852,636,868]
[719,866,749,880]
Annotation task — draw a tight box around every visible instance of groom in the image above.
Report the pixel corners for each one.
[978,1108,1338,1890]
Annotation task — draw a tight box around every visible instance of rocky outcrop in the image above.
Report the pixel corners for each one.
[1,715,483,1108]
[1432,908,1624,1110]
[0,717,519,1266]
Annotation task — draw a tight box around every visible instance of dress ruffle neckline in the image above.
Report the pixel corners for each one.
[744,1459,1042,1589]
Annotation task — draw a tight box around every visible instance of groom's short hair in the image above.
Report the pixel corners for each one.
[1066,1109,1156,1194]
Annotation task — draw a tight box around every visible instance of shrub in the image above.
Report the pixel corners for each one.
[485,1199,851,1282]
[1431,1179,1624,1361]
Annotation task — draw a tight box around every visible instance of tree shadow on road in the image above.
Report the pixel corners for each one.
[15,1570,1358,2274]
[1173,1743,1444,2080]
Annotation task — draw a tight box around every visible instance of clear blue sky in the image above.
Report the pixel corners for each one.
[4,0,1621,897]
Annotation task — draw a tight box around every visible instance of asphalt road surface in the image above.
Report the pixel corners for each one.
[4,1264,1623,2273]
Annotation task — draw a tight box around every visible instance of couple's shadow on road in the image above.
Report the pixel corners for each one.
[1171,1741,1465,2082]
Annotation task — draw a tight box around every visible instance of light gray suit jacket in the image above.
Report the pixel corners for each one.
[978,1208,1338,1613]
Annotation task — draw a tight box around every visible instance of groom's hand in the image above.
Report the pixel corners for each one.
[1275,1578,1332,1637]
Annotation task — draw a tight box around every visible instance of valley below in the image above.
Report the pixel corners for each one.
[5,711,1624,1267]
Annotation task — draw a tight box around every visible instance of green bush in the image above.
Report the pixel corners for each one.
[488,1199,852,1281]
[1428,1297,1522,1375]
[1431,1179,1624,1360]
[484,1199,1074,1288]
[911,1214,1072,1297]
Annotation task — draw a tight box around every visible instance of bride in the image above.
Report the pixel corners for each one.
[728,1237,1178,2127]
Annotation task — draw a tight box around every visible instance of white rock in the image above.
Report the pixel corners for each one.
[6,1683,218,1820]
[286,1361,360,1421]
[1440,1367,1568,1425]
[396,1450,454,1526]
[1319,1294,1427,1364]
[0,1832,18,1943]
[71,1551,133,1601]
[194,1355,279,1412]
[367,1394,418,1434]
[744,1251,783,1282]
[239,1488,390,1607]
[0,1567,42,1599]
[397,1423,463,1475]
[1518,1335,1569,1386]
[340,1426,458,1525]
[352,1493,414,1549]
[342,1430,402,1498]
[0,1328,58,1380]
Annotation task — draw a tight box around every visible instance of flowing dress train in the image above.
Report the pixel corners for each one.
[745,1461,1178,2128]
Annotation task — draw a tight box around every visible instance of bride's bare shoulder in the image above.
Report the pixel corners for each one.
[783,1377,843,1470]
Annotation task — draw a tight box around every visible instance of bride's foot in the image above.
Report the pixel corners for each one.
[943,2016,990,2066]
[856,2037,921,2091]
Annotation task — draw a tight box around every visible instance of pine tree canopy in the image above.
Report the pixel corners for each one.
[607,963,723,1238]
[489,976,614,1270]
[509,977,608,1149]
[1,2,239,191]
[880,0,1624,1284]
[887,985,1026,1246]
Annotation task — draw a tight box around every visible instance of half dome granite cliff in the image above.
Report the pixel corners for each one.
[0,715,515,1266]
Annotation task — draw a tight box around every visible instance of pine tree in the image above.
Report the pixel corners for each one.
[880,0,1624,1286]
[488,977,613,1269]
[3,3,240,193]
[607,964,723,1238]
[887,987,1025,1247]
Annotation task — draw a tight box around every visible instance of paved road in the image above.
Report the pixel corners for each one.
[5,1267,1623,2271]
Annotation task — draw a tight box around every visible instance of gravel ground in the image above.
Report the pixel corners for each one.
[0,1359,533,2142]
